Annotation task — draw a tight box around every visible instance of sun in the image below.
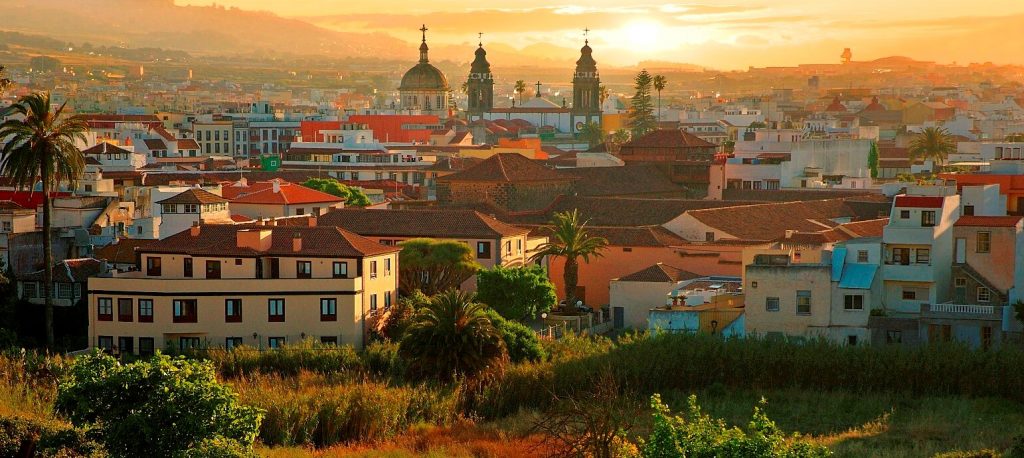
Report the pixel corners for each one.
[617,20,665,53]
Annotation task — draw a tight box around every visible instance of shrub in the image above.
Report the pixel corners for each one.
[178,436,256,458]
[377,290,429,341]
[199,341,363,378]
[638,394,831,457]
[476,265,557,321]
[0,415,104,458]
[55,352,262,457]
[484,309,546,363]
[361,340,405,380]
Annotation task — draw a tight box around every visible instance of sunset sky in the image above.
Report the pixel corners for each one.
[178,1,1024,69]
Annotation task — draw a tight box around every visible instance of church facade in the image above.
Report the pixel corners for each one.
[399,26,450,117]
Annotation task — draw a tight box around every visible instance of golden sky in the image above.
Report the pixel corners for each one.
[178,1,1024,69]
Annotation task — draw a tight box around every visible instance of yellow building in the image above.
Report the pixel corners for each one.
[88,222,400,354]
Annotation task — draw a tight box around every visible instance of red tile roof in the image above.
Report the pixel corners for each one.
[686,198,891,242]
[894,195,945,208]
[318,208,529,239]
[527,225,686,247]
[955,215,1023,227]
[617,263,702,282]
[622,129,717,149]
[177,139,201,150]
[438,153,569,183]
[81,142,133,156]
[223,180,344,205]
[156,188,227,205]
[24,258,105,282]
[94,239,160,265]
[143,139,167,150]
[146,224,398,258]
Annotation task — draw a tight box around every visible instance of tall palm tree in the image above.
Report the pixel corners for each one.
[0,92,87,348]
[909,126,956,169]
[653,74,667,122]
[599,85,609,106]
[399,290,507,381]
[579,121,604,149]
[530,210,608,313]
[514,80,527,106]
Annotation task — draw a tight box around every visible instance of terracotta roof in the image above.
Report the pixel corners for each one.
[777,218,888,244]
[146,224,399,258]
[686,198,891,241]
[79,114,160,123]
[617,263,702,282]
[156,188,227,205]
[825,96,847,112]
[318,208,529,239]
[230,214,254,223]
[564,165,686,197]
[528,225,686,247]
[508,196,759,226]
[94,239,160,265]
[24,258,105,283]
[894,195,945,208]
[177,139,201,150]
[423,156,484,172]
[143,139,167,150]
[81,142,133,156]
[438,153,570,183]
[622,129,717,149]
[224,180,344,205]
[955,215,1023,227]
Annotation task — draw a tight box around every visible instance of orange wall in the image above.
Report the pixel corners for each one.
[941,173,1024,213]
[546,244,748,307]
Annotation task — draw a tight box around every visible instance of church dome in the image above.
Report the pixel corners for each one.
[575,40,597,74]
[400,63,449,91]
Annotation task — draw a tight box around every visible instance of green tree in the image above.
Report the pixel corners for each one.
[909,126,956,168]
[653,74,667,122]
[628,70,657,138]
[302,178,371,207]
[0,92,87,348]
[610,129,631,146]
[599,85,609,106]
[530,210,608,312]
[748,121,768,129]
[397,238,481,295]
[55,352,263,457]
[579,121,604,149]
[399,290,507,381]
[868,141,879,179]
[482,308,546,363]
[723,139,736,154]
[476,265,556,321]
[0,65,11,96]
[514,80,527,106]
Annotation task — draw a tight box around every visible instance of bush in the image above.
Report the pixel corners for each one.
[376,290,429,341]
[0,415,104,458]
[178,436,256,458]
[198,341,363,378]
[476,265,556,321]
[638,394,831,457]
[484,309,546,363]
[55,352,262,457]
[361,340,405,380]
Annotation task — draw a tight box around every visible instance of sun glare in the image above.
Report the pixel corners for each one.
[617,20,664,53]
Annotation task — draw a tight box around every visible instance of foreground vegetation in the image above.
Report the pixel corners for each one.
[3,320,1024,456]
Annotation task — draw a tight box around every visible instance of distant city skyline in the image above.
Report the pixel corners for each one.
[176,1,1024,69]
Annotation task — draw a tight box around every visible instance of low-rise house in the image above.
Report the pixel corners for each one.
[609,263,702,330]
[87,223,400,354]
[155,188,232,239]
[0,201,37,267]
[222,179,345,218]
[19,258,107,307]
[647,275,745,336]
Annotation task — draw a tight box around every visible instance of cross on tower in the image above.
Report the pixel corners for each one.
[478,32,483,47]
[583,28,590,44]
[535,81,542,97]
[420,24,428,42]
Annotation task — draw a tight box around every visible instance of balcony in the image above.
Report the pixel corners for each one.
[882,263,935,283]
[921,303,1003,321]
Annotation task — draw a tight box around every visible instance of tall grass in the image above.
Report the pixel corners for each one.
[231,372,462,448]
[187,341,364,378]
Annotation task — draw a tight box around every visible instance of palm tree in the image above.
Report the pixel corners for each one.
[514,80,527,106]
[599,85,609,106]
[0,92,87,348]
[653,74,667,122]
[399,290,507,381]
[530,210,608,313]
[579,121,604,149]
[0,66,11,95]
[909,126,956,169]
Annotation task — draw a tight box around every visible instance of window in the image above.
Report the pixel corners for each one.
[320,336,338,345]
[982,326,993,350]
[505,241,512,257]
[172,299,198,323]
[705,232,715,242]
[179,337,201,351]
[847,335,858,346]
[118,337,134,355]
[844,295,864,310]
[857,250,868,263]
[796,290,811,315]
[921,211,936,227]
[385,258,392,276]
[385,291,392,308]
[235,258,242,266]
[1,221,11,232]
[162,204,177,214]
[476,241,491,259]
[886,330,902,344]
[899,210,910,219]
[138,299,153,322]
[117,298,133,322]
[765,297,780,312]
[977,287,992,303]
[370,294,378,311]
[963,205,975,216]
[297,261,312,279]
[517,239,523,253]
[902,289,917,300]
[320,298,337,321]
[139,337,155,357]
[369,261,378,279]
[915,248,930,264]
[268,299,285,322]
[891,248,910,265]
[206,260,221,279]
[332,262,348,278]
[623,247,633,252]
[977,232,991,253]
[955,277,967,287]
[267,337,286,349]
[98,297,113,321]
[225,299,242,322]
[97,336,113,353]
[225,337,244,350]
[750,281,757,289]
[146,257,162,276]
[184,204,199,213]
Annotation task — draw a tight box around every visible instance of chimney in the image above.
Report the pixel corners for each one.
[237,229,272,251]
[190,221,201,237]
[307,216,317,227]
[272,179,281,193]
[292,232,302,252]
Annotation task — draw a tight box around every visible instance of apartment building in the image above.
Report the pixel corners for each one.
[193,120,235,156]
[88,223,399,354]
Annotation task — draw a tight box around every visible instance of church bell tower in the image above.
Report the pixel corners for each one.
[467,33,494,119]
[572,31,601,132]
